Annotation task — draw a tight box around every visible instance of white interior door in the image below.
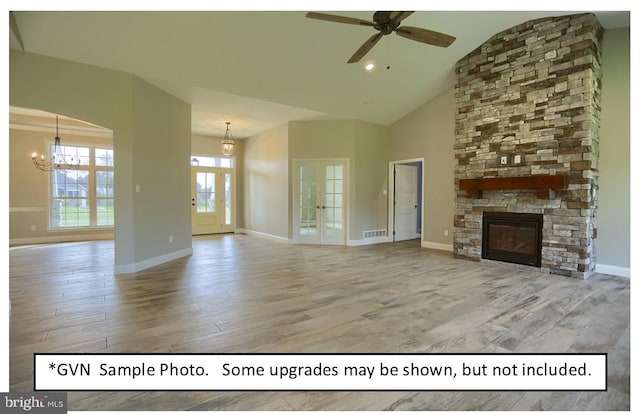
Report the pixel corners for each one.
[191,166,234,235]
[293,160,346,245]
[394,164,419,241]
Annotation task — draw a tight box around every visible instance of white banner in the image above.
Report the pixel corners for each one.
[34,353,607,391]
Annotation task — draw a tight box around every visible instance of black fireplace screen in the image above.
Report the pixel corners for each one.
[482,212,543,267]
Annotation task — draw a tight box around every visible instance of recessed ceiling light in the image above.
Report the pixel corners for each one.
[364,62,375,72]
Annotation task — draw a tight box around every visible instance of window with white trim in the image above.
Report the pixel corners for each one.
[50,145,114,229]
[190,156,234,168]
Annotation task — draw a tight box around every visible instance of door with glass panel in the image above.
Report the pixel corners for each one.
[190,156,234,235]
[293,160,346,245]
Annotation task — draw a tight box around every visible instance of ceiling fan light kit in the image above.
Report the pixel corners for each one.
[306,11,456,64]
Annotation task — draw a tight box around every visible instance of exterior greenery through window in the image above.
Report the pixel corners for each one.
[51,145,114,228]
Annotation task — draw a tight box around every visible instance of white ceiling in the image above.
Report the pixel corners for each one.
[9,10,630,138]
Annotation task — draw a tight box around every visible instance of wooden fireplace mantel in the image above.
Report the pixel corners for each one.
[458,174,567,199]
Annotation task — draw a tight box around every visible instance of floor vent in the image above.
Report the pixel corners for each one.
[363,229,387,239]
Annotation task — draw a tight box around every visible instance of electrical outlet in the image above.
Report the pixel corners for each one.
[444,230,449,237]
[30,225,37,231]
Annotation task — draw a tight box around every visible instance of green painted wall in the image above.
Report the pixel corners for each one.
[131,77,191,263]
[390,87,456,248]
[243,123,289,239]
[597,28,630,270]
[354,121,389,235]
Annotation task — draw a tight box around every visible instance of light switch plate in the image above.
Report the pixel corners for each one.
[499,155,509,166]
[512,154,523,165]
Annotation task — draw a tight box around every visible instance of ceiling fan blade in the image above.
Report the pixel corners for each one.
[347,32,383,63]
[389,11,414,25]
[306,12,375,27]
[395,26,456,47]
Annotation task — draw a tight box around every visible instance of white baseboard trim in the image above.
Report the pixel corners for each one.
[114,247,193,275]
[10,233,114,246]
[348,236,391,246]
[421,241,454,252]
[236,228,290,243]
[595,263,630,278]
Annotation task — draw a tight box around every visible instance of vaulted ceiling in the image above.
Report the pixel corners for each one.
[9,10,629,138]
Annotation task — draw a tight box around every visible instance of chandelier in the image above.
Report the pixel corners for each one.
[31,116,81,171]
[221,121,236,156]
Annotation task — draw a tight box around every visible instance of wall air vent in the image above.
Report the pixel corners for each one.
[363,229,387,239]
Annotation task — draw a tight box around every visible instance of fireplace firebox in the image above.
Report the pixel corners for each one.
[482,212,543,267]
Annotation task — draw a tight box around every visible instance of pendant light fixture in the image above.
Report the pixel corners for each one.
[221,121,236,156]
[31,116,81,171]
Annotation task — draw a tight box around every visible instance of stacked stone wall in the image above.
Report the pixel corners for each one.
[454,13,603,278]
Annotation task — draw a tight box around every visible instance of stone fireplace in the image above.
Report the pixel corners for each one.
[453,13,603,278]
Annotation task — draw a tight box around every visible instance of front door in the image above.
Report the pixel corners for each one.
[191,166,234,235]
[293,160,347,245]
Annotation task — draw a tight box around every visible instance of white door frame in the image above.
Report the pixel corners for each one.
[388,158,424,242]
[292,158,350,245]
[221,168,236,233]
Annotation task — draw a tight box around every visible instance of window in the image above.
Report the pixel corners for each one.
[50,145,114,229]
[190,156,233,168]
[195,172,216,213]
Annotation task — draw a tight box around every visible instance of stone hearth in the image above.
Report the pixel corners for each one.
[453,13,603,278]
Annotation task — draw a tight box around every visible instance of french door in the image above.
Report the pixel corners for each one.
[293,160,347,245]
[191,166,234,235]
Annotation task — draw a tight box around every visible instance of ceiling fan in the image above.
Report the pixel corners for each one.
[306,11,456,63]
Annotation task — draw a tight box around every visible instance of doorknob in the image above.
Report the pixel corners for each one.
[322,205,326,209]
[316,205,320,209]
[414,205,418,209]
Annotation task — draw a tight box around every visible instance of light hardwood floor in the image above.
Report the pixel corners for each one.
[9,234,630,410]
